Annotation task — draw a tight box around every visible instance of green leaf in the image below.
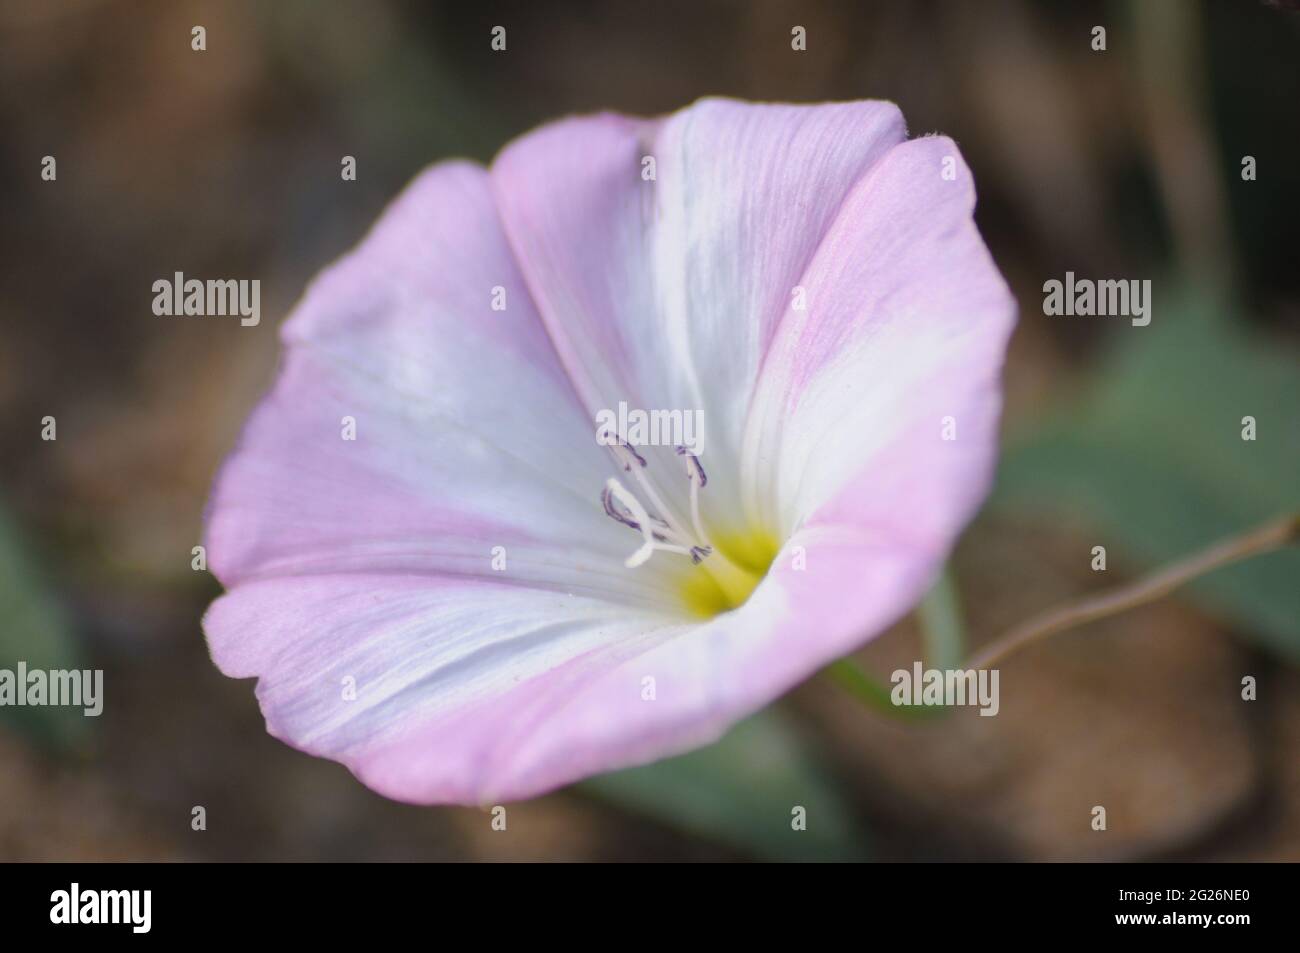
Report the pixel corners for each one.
[996,287,1300,657]
[582,709,868,861]
[824,658,945,721]
[0,501,88,747]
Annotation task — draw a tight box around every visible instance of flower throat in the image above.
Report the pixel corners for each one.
[600,440,777,618]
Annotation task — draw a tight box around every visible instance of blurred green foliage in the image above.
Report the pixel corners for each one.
[996,285,1300,658]
[0,500,87,747]
[583,710,869,861]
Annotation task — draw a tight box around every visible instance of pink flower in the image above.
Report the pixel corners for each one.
[203,98,1015,805]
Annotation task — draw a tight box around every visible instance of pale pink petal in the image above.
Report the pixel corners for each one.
[491,98,907,534]
[204,161,681,605]
[204,574,688,804]
[205,528,924,805]
[742,136,1016,549]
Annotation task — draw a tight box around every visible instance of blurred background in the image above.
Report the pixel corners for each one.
[0,0,1296,861]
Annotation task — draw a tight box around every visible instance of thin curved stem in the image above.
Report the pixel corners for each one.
[967,513,1299,671]
[828,513,1297,717]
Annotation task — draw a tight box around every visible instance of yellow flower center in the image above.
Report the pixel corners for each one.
[678,528,779,619]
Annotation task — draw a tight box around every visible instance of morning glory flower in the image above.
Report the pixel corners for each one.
[203,98,1016,804]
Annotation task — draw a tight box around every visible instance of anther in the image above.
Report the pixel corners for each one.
[676,446,707,487]
[602,430,647,471]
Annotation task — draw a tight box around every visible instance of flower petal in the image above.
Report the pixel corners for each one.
[491,98,907,532]
[741,135,1017,548]
[205,573,688,804]
[205,529,928,805]
[205,161,681,604]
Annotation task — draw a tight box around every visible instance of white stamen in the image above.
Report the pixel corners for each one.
[605,477,693,568]
[624,540,655,568]
[603,442,720,570]
[683,453,711,546]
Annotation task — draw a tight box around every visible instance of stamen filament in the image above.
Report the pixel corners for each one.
[602,444,738,583]
[626,459,691,545]
[678,448,711,547]
[606,477,700,568]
